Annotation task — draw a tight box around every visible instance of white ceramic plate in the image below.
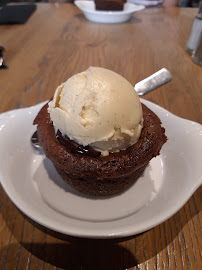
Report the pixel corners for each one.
[0,100,201,239]
[74,1,145,23]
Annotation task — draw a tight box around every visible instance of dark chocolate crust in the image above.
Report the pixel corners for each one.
[95,0,124,11]
[34,103,167,196]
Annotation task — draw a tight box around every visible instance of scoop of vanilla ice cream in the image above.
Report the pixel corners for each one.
[48,67,143,156]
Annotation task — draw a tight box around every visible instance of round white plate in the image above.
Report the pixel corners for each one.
[0,100,201,239]
[74,1,145,23]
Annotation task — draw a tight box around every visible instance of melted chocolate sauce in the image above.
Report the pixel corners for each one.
[56,130,101,158]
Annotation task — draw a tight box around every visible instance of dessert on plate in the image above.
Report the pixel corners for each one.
[95,0,126,11]
[34,67,167,196]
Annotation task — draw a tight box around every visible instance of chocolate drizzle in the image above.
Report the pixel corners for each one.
[56,130,101,158]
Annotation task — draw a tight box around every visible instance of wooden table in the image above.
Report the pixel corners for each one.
[0,4,201,270]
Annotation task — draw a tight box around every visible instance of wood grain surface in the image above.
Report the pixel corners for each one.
[0,4,201,270]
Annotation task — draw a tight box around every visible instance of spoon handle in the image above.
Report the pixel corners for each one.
[134,68,172,96]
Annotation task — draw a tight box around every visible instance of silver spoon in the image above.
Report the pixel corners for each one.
[31,130,41,149]
[134,68,172,95]
[31,68,172,149]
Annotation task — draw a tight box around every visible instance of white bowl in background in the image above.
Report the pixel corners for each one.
[74,1,145,23]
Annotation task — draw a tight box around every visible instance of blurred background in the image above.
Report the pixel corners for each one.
[1,0,201,7]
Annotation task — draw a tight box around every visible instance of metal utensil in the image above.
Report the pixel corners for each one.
[134,68,172,96]
[31,130,41,149]
[0,46,7,69]
[0,46,4,67]
[31,68,172,149]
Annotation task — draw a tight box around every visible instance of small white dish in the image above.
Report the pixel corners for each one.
[128,0,163,6]
[0,100,201,239]
[74,1,145,23]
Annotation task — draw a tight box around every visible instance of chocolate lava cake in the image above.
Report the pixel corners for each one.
[34,103,167,196]
[95,0,125,11]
